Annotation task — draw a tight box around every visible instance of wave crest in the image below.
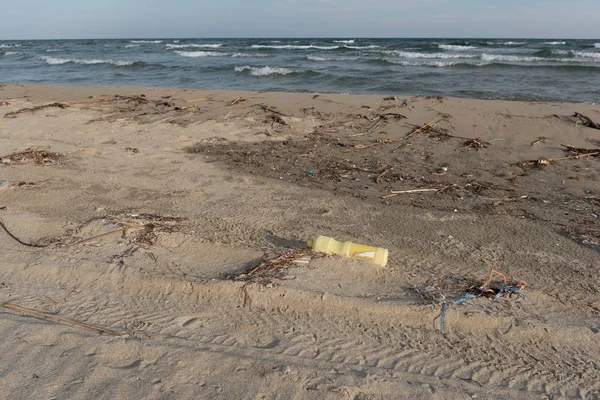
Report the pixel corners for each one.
[175,51,228,57]
[166,44,223,49]
[234,65,296,76]
[439,44,477,51]
[334,40,355,44]
[390,51,477,59]
[251,44,339,50]
[41,56,135,66]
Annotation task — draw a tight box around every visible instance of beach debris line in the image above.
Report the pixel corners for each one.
[414,270,526,333]
[573,112,600,130]
[3,102,69,118]
[0,148,62,165]
[519,144,600,168]
[252,103,287,116]
[1,302,123,336]
[461,138,490,150]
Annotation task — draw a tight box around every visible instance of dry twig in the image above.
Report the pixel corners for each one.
[1,302,123,336]
[531,136,547,146]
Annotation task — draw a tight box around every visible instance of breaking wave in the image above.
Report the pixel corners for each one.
[41,56,136,66]
[234,66,296,76]
[438,44,477,51]
[307,55,359,61]
[166,44,223,49]
[390,51,477,59]
[3,51,19,56]
[545,41,566,45]
[595,43,600,48]
[174,51,228,57]
[344,45,380,49]
[251,44,339,50]
[334,40,355,44]
[0,44,21,48]
[130,40,162,44]
[575,51,600,59]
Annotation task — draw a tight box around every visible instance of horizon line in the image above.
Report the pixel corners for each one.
[1,36,599,41]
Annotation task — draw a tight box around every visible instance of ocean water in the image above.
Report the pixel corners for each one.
[1,38,599,103]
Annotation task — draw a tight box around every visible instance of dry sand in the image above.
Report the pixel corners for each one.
[0,83,599,399]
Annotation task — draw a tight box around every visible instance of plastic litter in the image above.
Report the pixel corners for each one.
[307,235,388,267]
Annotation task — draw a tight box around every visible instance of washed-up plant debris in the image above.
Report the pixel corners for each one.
[414,270,526,333]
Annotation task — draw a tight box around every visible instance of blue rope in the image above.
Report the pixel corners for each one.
[439,302,448,333]
[438,285,525,333]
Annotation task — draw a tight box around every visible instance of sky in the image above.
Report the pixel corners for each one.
[0,0,599,40]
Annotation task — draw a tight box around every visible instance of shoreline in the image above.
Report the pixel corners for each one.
[1,82,597,106]
[1,83,599,398]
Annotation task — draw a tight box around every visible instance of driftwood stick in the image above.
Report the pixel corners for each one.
[1,302,123,336]
[185,97,212,103]
[383,188,439,198]
[0,218,48,248]
[573,112,600,130]
[519,152,600,168]
[531,137,547,146]
[376,167,393,184]
[560,144,600,154]
[252,104,287,116]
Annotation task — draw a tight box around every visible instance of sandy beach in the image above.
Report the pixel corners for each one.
[0,83,599,399]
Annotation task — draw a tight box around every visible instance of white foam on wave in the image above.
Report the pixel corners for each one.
[130,40,162,44]
[391,51,477,59]
[166,44,223,49]
[387,59,465,67]
[481,54,543,62]
[231,53,270,58]
[480,53,593,63]
[125,44,140,48]
[41,56,135,66]
[595,43,600,48]
[234,65,295,76]
[307,55,358,61]
[3,51,19,56]
[575,51,600,59]
[344,45,380,49]
[175,51,228,57]
[251,44,339,50]
[173,40,180,43]
[545,41,566,45]
[0,44,21,48]
[438,44,477,51]
[496,41,526,45]
[334,40,355,44]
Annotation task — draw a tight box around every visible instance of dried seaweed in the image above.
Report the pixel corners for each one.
[227,248,313,284]
[0,148,62,165]
[3,102,69,118]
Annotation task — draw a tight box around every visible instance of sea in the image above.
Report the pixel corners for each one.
[1,38,599,103]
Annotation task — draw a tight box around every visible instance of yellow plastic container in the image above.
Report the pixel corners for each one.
[307,236,389,267]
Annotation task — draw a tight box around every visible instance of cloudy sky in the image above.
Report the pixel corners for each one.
[1,0,598,39]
